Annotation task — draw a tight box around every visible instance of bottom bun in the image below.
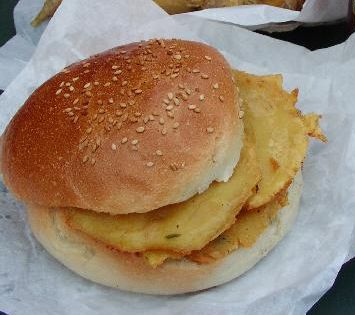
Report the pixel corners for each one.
[27,172,303,295]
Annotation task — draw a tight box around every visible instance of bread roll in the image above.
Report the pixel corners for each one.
[1,39,243,215]
[26,172,302,295]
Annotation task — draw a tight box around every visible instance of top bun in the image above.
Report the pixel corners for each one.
[1,39,243,214]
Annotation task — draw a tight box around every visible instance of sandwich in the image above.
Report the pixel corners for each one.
[0,39,325,294]
[31,0,305,27]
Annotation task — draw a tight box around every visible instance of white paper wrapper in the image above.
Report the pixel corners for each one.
[0,1,354,314]
[189,0,349,29]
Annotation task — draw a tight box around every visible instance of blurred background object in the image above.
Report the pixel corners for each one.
[30,0,305,27]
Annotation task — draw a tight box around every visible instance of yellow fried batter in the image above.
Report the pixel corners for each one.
[234,71,325,209]
[65,133,260,255]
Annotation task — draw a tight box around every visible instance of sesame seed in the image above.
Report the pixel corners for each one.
[185,88,191,95]
[205,55,212,61]
[153,74,160,79]
[112,65,119,69]
[136,126,145,133]
[173,122,180,129]
[213,83,219,89]
[104,82,111,87]
[166,105,174,111]
[135,89,142,94]
[131,139,139,145]
[108,98,114,104]
[178,83,184,89]
[98,116,105,123]
[111,143,117,151]
[163,99,170,105]
[171,74,179,79]
[120,103,127,108]
[56,89,62,95]
[170,163,178,171]
[83,62,90,68]
[82,155,89,163]
[192,69,200,73]
[74,106,80,111]
[152,111,159,116]
[128,100,135,106]
[219,95,224,102]
[121,81,128,86]
[121,137,128,144]
[161,128,167,135]
[182,93,188,100]
[168,92,173,100]
[64,93,70,98]
[72,77,79,82]
[65,82,71,87]
[143,116,149,124]
[159,118,165,125]
[156,150,163,156]
[239,110,245,119]
[201,74,209,79]
[59,81,65,87]
[92,143,98,152]
[92,114,98,120]
[199,94,205,101]
[146,161,154,167]
[173,98,180,106]
[194,108,201,113]
[120,50,127,54]
[188,104,196,110]
[91,158,96,165]
[86,127,93,134]
[69,86,75,91]
[114,70,122,75]
[149,115,154,121]
[84,69,90,74]
[85,91,92,97]
[174,54,182,60]
[112,76,118,81]
[94,81,99,86]
[73,116,79,123]
[84,83,91,89]
[167,111,174,118]
[206,127,214,133]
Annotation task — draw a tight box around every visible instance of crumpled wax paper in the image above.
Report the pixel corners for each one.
[188,0,349,29]
[0,1,354,315]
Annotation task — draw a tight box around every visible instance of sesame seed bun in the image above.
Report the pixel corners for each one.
[26,172,302,295]
[1,39,243,214]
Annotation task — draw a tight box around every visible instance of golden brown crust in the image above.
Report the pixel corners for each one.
[1,39,242,214]
[26,172,302,294]
[156,0,305,13]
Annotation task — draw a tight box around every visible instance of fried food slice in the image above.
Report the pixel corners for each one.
[31,0,62,27]
[234,71,325,210]
[188,190,287,264]
[64,133,261,255]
